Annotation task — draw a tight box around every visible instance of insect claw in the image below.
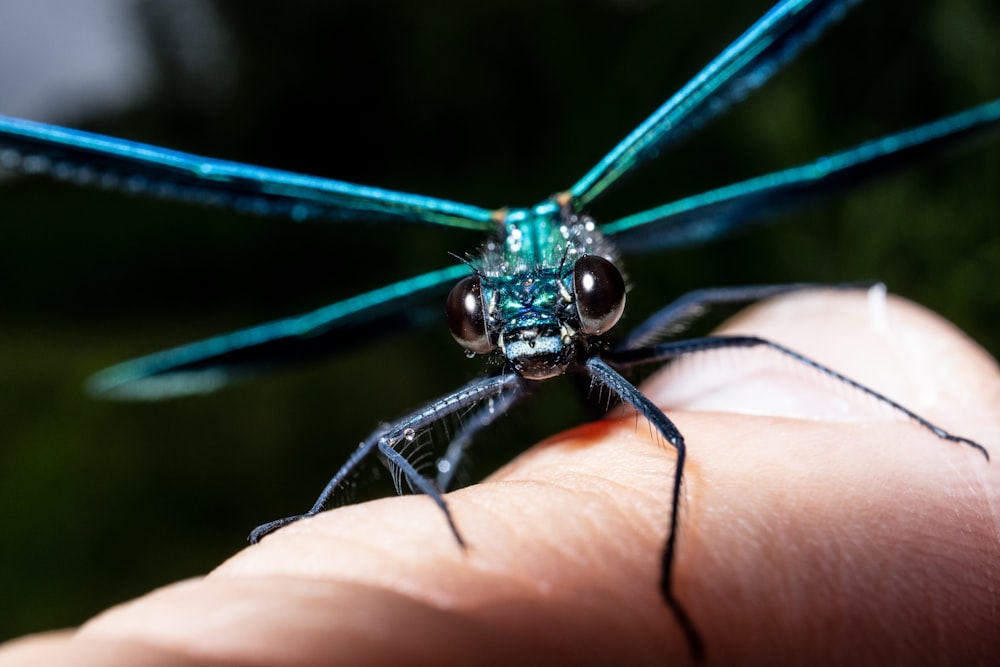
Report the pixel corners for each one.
[248,514,311,544]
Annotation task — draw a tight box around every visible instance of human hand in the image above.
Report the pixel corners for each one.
[1,290,996,666]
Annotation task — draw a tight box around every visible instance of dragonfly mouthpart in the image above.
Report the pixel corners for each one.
[501,313,575,380]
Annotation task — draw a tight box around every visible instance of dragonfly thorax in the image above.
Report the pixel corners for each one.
[446,205,627,380]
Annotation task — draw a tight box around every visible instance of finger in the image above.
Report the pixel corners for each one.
[71,424,690,664]
[2,291,995,666]
[637,289,1000,663]
[644,287,999,444]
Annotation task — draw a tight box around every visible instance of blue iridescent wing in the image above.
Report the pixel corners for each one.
[603,99,1000,252]
[0,115,497,231]
[568,0,859,207]
[87,264,471,400]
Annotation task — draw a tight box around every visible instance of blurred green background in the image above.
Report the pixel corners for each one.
[1,0,997,641]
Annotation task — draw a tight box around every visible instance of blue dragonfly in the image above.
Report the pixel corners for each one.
[1,0,996,658]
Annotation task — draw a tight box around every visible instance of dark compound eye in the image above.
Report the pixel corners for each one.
[446,275,493,354]
[573,255,626,335]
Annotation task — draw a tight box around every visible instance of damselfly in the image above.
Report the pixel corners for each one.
[1,0,996,656]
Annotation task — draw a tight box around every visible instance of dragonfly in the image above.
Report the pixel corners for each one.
[1,0,996,658]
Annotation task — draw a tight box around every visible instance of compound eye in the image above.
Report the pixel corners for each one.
[573,255,626,335]
[446,275,493,354]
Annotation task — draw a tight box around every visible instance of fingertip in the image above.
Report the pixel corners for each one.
[642,289,999,447]
[628,290,1000,663]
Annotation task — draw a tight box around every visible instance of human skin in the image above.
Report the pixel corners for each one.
[1,290,997,666]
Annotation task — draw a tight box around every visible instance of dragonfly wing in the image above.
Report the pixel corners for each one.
[0,115,497,231]
[568,0,859,207]
[87,264,471,400]
[604,99,1000,253]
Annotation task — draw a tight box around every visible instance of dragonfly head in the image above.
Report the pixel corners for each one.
[446,254,626,380]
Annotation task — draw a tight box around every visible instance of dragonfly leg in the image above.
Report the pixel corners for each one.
[249,373,523,544]
[375,436,467,548]
[435,386,528,491]
[585,356,704,662]
[611,335,990,460]
[616,282,872,351]
[598,326,990,660]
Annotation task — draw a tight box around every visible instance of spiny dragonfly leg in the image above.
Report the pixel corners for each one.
[249,373,523,545]
[617,282,870,351]
[585,356,705,662]
[598,296,990,660]
[611,334,991,459]
[435,387,527,491]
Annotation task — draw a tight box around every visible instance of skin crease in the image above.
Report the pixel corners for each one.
[0,290,997,666]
